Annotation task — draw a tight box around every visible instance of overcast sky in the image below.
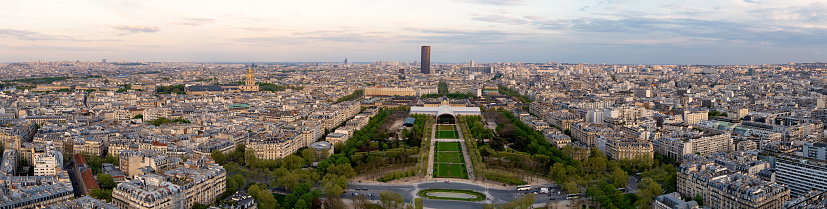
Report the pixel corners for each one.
[2,0,826,64]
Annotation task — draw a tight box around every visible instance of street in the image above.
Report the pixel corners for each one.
[345,181,565,208]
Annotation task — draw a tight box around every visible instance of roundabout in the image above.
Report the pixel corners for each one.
[417,189,486,201]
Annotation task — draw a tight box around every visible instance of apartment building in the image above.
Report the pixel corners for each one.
[246,130,302,160]
[33,141,63,176]
[678,154,789,209]
[602,136,653,160]
[545,110,580,131]
[111,175,183,209]
[570,123,612,147]
[654,131,731,162]
[776,153,827,197]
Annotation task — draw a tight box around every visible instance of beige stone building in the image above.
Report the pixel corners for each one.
[364,87,415,97]
[570,123,612,147]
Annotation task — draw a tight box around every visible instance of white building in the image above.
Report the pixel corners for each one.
[33,141,63,176]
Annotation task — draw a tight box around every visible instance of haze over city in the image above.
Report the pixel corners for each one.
[2,0,827,64]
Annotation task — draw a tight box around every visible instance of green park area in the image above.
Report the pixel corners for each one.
[436,125,459,139]
[436,141,461,152]
[418,189,485,201]
[434,163,468,179]
[435,152,465,164]
[434,142,468,179]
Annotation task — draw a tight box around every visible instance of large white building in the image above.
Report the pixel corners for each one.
[683,109,709,126]
[776,152,827,197]
[33,141,63,176]
[410,105,481,123]
[654,131,731,162]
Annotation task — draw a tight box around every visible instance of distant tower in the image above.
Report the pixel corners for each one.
[421,46,430,74]
[470,59,474,67]
[344,58,348,69]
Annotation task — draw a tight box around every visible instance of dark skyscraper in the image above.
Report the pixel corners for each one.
[421,46,430,74]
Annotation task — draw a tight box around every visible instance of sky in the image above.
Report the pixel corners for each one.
[1,0,826,65]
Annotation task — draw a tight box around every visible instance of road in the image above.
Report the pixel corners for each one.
[346,181,564,208]
[63,161,83,198]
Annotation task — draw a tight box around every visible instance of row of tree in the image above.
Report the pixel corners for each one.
[336,89,364,103]
[420,92,475,99]
[497,85,533,103]
[155,84,185,94]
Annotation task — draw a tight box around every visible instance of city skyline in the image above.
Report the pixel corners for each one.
[2,0,827,65]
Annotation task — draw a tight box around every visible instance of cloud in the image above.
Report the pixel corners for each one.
[110,25,160,34]
[0,29,62,40]
[236,30,391,46]
[177,18,216,26]
[9,45,111,51]
[459,0,522,6]
[0,29,120,42]
[403,28,538,45]
[472,14,529,25]
[530,17,827,46]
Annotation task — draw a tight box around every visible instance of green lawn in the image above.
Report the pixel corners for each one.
[434,163,468,179]
[435,152,465,163]
[436,130,459,139]
[436,142,461,152]
[418,189,486,201]
[437,125,457,131]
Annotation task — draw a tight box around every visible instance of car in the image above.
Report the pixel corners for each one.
[363,188,368,190]
[352,193,359,196]
[445,181,450,183]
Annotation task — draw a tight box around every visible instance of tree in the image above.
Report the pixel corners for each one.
[283,155,304,170]
[302,148,316,165]
[279,171,300,191]
[564,181,579,194]
[97,174,116,190]
[354,195,370,209]
[695,193,704,207]
[549,163,567,183]
[611,167,628,188]
[327,163,356,178]
[326,197,348,209]
[635,177,663,209]
[257,189,279,209]
[284,193,298,209]
[415,198,423,209]
[380,191,405,209]
[89,188,112,202]
[132,114,143,119]
[295,199,309,209]
[323,183,343,198]
[192,203,210,209]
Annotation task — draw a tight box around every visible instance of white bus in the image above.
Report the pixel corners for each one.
[566,194,581,200]
[517,185,531,191]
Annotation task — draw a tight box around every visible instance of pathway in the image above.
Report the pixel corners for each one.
[426,123,437,180]
[454,123,475,181]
